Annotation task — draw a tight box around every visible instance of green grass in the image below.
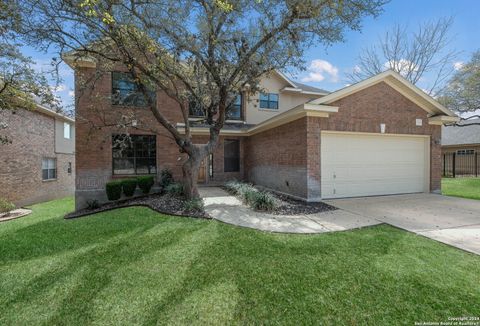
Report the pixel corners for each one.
[1,198,479,325]
[442,177,480,200]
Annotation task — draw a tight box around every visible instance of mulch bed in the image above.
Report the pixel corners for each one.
[223,185,337,215]
[268,191,337,215]
[65,193,209,219]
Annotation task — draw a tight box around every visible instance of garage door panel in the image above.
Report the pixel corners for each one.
[321,132,428,199]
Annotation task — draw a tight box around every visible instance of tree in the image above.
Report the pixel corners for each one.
[439,50,480,120]
[0,0,60,144]
[347,17,458,96]
[18,0,386,198]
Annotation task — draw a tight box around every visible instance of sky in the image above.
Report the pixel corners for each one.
[24,0,480,110]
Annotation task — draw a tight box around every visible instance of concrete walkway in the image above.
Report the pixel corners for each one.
[199,187,380,234]
[200,187,480,255]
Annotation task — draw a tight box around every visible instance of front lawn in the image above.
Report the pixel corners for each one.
[442,177,480,200]
[0,198,479,325]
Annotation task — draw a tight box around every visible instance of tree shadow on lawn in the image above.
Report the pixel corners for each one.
[0,207,214,325]
[143,224,480,325]
[1,205,479,325]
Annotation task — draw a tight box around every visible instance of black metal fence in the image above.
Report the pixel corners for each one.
[443,152,480,177]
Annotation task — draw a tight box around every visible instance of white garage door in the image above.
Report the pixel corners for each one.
[321,132,429,199]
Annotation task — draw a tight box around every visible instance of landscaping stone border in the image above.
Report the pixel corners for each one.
[65,193,209,219]
[0,208,32,222]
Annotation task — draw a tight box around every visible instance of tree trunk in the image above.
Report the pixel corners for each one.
[182,154,202,199]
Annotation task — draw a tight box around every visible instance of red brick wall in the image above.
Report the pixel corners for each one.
[75,67,246,208]
[245,82,442,200]
[245,118,308,198]
[314,81,442,192]
[0,109,75,206]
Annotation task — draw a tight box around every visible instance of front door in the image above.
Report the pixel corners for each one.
[198,158,207,183]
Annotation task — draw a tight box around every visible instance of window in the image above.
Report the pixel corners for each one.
[224,139,240,172]
[209,153,213,178]
[63,122,71,139]
[188,97,205,117]
[227,94,242,120]
[42,158,57,180]
[112,134,157,175]
[457,149,475,156]
[112,72,155,107]
[67,162,72,174]
[259,93,279,110]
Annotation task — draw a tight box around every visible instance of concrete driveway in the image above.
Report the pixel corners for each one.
[325,194,480,255]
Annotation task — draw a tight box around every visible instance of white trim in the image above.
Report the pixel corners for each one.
[274,70,297,88]
[281,86,329,96]
[320,130,431,139]
[428,115,460,125]
[310,70,457,118]
[177,103,339,136]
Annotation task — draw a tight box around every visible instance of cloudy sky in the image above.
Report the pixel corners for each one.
[25,0,480,110]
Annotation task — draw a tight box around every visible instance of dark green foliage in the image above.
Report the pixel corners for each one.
[105,181,122,201]
[250,191,277,211]
[137,176,155,194]
[159,168,174,189]
[85,199,100,210]
[165,183,184,196]
[121,179,137,197]
[183,198,204,212]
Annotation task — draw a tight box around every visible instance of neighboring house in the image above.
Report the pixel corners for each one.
[65,55,458,209]
[442,119,480,155]
[441,119,480,176]
[0,105,75,207]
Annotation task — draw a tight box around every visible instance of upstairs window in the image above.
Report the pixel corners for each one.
[112,72,155,107]
[227,94,242,120]
[224,139,240,172]
[188,97,205,117]
[42,158,57,180]
[259,93,279,110]
[63,122,71,139]
[112,134,157,175]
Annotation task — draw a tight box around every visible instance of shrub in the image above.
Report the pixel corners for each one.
[137,176,155,194]
[159,168,174,189]
[250,191,277,211]
[122,178,138,197]
[242,188,259,205]
[0,198,15,214]
[106,181,122,201]
[165,182,184,196]
[86,199,100,210]
[183,198,204,212]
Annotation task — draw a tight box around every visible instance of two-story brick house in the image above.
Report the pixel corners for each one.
[0,104,75,206]
[66,54,458,210]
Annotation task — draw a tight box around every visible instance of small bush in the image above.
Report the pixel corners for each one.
[183,198,204,212]
[106,181,122,201]
[250,191,277,211]
[137,176,154,194]
[224,181,277,211]
[242,188,259,205]
[0,198,15,214]
[159,168,174,189]
[122,179,138,197]
[165,182,184,196]
[86,199,100,210]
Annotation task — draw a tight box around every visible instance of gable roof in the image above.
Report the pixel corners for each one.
[274,70,329,96]
[294,82,329,94]
[442,119,480,146]
[309,70,458,118]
